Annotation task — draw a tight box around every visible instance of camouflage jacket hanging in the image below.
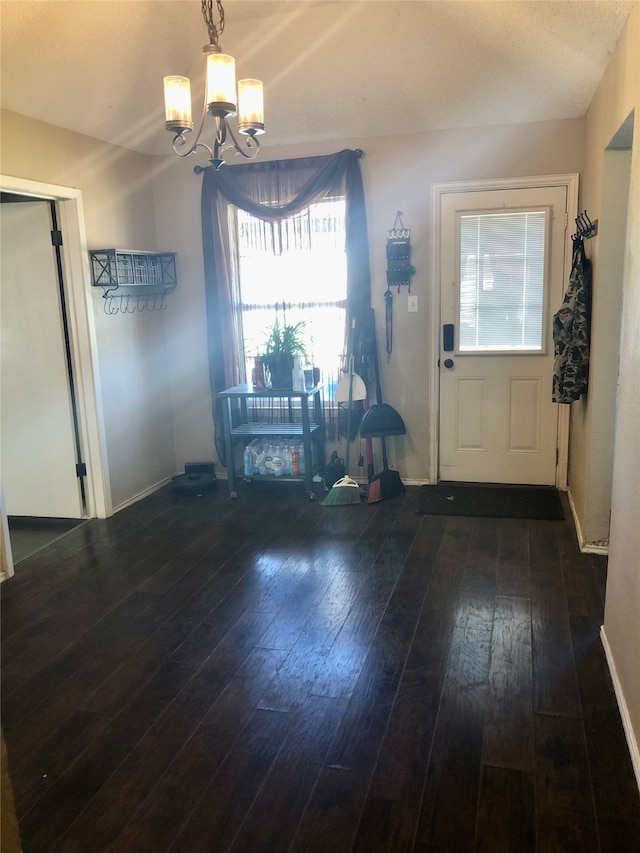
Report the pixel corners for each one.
[552,238,591,403]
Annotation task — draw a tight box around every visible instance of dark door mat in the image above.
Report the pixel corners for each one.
[415,483,564,520]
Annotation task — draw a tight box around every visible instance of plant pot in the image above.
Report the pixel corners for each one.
[265,354,293,389]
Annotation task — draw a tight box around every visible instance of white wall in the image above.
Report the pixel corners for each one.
[150,156,216,470]
[581,4,640,781]
[151,118,585,480]
[0,111,178,509]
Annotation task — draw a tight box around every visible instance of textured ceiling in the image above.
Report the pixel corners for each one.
[0,1,634,156]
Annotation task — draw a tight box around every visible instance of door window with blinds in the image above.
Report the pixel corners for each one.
[233,196,347,398]
[458,209,548,352]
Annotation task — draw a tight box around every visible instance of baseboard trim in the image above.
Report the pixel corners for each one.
[567,489,610,555]
[600,625,640,792]
[112,475,175,513]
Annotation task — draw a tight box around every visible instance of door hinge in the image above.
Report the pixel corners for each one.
[564,210,568,231]
[51,229,63,247]
[76,462,87,478]
[556,447,559,465]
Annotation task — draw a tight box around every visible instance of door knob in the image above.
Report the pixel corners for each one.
[443,358,454,369]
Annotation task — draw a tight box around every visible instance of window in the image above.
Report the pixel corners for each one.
[459,210,547,351]
[233,195,347,399]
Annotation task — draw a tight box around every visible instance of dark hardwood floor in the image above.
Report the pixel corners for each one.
[2,481,639,852]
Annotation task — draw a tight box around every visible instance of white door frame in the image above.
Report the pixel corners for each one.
[1,174,112,521]
[429,173,579,489]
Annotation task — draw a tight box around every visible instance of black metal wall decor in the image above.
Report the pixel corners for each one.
[90,249,177,314]
[383,211,416,361]
[386,211,415,291]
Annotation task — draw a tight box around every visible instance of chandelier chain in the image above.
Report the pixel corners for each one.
[201,0,225,45]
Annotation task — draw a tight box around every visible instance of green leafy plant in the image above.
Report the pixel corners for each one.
[262,319,308,360]
[261,319,308,388]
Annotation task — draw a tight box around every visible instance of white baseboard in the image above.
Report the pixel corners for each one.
[600,626,640,792]
[112,475,176,513]
[567,488,610,555]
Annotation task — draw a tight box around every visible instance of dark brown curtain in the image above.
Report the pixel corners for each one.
[201,148,370,463]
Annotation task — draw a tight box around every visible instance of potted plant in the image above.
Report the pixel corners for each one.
[261,319,308,389]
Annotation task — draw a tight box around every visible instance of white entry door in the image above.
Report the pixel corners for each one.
[1,201,84,518]
[438,185,568,485]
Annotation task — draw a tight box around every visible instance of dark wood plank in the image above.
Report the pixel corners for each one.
[372,506,422,568]
[412,518,497,852]
[53,611,278,852]
[291,519,450,853]
[475,765,535,852]
[11,710,109,819]
[345,518,458,851]
[1,499,177,610]
[16,660,196,852]
[256,560,359,654]
[570,615,640,852]
[557,523,607,620]
[167,708,291,853]
[1,589,159,736]
[529,521,582,717]
[482,594,533,770]
[534,713,599,853]
[108,647,288,853]
[495,517,530,598]
[412,639,490,852]
[352,606,454,852]
[311,562,401,700]
[1,515,242,702]
[420,515,475,611]
[3,533,251,754]
[3,612,201,772]
[230,694,347,852]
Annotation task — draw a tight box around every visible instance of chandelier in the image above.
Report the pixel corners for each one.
[163,0,265,169]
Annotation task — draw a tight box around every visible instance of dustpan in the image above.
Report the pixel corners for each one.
[335,373,366,403]
[335,319,367,403]
[360,403,406,438]
[363,308,406,503]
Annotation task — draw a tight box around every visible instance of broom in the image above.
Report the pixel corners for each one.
[322,321,362,506]
[366,309,406,504]
[367,435,406,503]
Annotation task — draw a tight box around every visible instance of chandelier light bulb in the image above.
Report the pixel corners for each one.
[164,76,193,132]
[206,52,237,116]
[238,79,265,135]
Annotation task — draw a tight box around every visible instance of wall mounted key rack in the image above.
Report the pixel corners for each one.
[386,211,416,291]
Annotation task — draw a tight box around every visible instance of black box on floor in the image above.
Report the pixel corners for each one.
[184,462,216,478]
[172,462,217,495]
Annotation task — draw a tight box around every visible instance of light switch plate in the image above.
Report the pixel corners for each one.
[408,294,418,313]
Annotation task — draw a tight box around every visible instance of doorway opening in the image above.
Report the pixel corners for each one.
[573,112,634,552]
[0,176,111,579]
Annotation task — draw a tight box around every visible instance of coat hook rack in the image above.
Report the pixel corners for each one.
[572,210,598,241]
[89,249,177,315]
[102,292,169,315]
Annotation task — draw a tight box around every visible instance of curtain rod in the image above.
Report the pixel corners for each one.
[194,148,364,175]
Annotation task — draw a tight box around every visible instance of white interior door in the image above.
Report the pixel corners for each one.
[438,185,567,485]
[1,201,84,518]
